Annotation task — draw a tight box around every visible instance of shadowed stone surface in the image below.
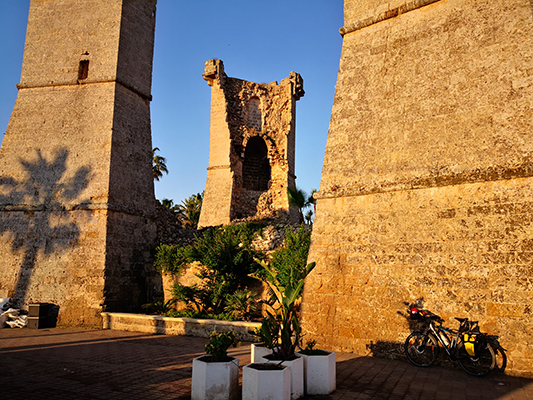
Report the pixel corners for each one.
[0,328,531,399]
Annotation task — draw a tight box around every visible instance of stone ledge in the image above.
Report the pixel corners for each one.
[340,0,442,36]
[101,312,260,342]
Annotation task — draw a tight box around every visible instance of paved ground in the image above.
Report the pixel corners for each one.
[0,328,531,400]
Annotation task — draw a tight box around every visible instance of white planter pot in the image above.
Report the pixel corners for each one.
[263,355,304,400]
[191,356,239,400]
[297,350,336,395]
[242,363,291,400]
[251,343,272,363]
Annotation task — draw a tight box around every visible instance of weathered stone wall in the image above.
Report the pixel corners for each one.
[0,0,159,327]
[302,0,533,377]
[198,60,304,228]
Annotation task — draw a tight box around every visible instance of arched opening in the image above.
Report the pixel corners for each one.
[242,136,270,191]
[246,97,261,132]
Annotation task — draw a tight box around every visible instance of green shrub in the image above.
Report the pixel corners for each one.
[205,331,240,362]
[224,289,258,321]
[157,222,266,315]
[269,224,311,287]
[141,299,177,315]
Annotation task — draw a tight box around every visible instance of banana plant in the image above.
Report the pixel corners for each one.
[254,258,316,360]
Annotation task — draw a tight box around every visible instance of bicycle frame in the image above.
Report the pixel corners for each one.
[406,308,496,376]
[427,321,463,361]
[416,311,476,362]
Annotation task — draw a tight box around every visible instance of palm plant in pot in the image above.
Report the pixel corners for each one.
[192,330,240,400]
[247,257,316,400]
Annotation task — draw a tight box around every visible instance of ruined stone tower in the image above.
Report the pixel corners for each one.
[0,0,158,326]
[198,60,304,228]
[302,0,533,376]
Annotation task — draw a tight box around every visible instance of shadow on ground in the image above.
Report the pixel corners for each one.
[0,328,531,400]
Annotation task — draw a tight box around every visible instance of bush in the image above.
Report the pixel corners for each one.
[269,224,311,287]
[156,223,266,315]
[224,290,258,321]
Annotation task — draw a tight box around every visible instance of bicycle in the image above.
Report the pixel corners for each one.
[404,308,496,376]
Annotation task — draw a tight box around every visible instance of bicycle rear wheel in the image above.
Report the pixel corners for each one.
[404,332,439,367]
[458,343,496,376]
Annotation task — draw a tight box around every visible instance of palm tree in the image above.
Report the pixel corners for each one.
[152,147,168,181]
[288,187,315,223]
[161,198,174,209]
[175,192,203,229]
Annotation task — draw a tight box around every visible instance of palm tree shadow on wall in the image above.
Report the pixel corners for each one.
[0,148,93,307]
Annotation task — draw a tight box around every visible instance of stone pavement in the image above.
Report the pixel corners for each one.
[0,328,531,400]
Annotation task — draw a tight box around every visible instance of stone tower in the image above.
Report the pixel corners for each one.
[198,60,304,228]
[0,0,158,327]
[302,0,533,376]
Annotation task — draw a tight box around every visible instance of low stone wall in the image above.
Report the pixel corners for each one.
[101,312,260,342]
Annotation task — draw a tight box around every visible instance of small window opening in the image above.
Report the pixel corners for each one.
[247,97,262,132]
[78,60,89,80]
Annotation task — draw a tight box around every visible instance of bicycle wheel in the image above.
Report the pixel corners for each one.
[458,343,496,377]
[404,332,439,367]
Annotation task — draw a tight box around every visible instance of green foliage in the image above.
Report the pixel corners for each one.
[254,258,315,359]
[305,339,317,351]
[152,147,168,181]
[154,244,191,275]
[288,187,316,224]
[299,339,329,356]
[269,225,311,288]
[141,299,177,315]
[164,309,236,321]
[205,331,240,362]
[224,290,258,321]
[175,192,203,229]
[252,224,314,359]
[156,222,266,315]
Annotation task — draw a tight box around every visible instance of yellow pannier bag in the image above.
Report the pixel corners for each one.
[463,333,477,356]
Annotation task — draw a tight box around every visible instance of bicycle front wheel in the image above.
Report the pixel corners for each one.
[404,332,439,367]
[458,343,496,377]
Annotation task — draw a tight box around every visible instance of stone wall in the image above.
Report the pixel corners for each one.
[198,60,304,228]
[302,0,533,377]
[0,0,159,327]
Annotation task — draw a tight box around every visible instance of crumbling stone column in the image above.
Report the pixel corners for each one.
[198,59,304,227]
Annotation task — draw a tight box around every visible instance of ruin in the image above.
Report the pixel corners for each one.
[198,59,305,228]
[0,0,160,327]
[301,0,533,377]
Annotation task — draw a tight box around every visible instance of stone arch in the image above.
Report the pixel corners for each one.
[242,136,270,191]
[246,96,262,132]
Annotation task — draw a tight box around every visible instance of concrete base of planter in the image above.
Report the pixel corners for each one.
[192,356,239,400]
[297,350,336,395]
[263,355,304,400]
[242,363,291,400]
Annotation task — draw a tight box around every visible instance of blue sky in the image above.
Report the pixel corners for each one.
[0,1,343,205]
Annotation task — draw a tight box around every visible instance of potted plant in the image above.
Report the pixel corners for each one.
[297,339,336,395]
[246,258,316,400]
[191,330,240,400]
